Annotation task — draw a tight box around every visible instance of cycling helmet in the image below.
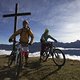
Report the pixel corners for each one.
[45,28,49,33]
[23,20,29,25]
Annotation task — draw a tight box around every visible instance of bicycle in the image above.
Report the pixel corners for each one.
[8,41,29,76]
[40,42,66,66]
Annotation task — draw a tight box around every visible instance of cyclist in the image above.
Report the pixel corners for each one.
[9,20,34,66]
[40,28,57,59]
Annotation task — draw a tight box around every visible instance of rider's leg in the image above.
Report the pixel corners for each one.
[40,43,44,55]
[40,50,43,61]
[46,42,52,53]
[40,43,46,62]
[40,43,46,55]
[22,46,29,66]
[25,51,29,65]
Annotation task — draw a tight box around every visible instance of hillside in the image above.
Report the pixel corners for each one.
[0,55,80,80]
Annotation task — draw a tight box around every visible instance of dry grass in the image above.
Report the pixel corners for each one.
[0,55,80,80]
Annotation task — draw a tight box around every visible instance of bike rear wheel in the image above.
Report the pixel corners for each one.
[40,52,48,62]
[52,49,65,66]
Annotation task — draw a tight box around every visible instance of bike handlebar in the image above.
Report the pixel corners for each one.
[10,40,31,46]
[46,41,57,44]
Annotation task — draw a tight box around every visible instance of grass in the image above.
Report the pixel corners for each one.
[0,55,80,80]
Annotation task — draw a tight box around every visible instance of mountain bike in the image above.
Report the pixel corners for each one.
[8,41,29,76]
[40,42,66,66]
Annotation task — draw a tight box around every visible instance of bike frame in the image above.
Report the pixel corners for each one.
[40,41,65,66]
[44,42,55,55]
[15,42,29,64]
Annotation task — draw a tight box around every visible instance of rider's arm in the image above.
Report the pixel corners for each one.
[9,29,22,40]
[28,29,34,44]
[48,35,57,42]
[40,34,46,43]
[41,33,46,41]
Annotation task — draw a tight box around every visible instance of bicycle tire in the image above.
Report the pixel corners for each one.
[40,52,48,62]
[40,48,50,62]
[8,52,15,67]
[52,49,66,66]
[15,53,22,77]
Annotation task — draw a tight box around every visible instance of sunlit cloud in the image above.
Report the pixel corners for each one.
[0,0,80,43]
[38,0,80,42]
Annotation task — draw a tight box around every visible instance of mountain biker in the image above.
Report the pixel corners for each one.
[40,28,57,59]
[9,20,34,65]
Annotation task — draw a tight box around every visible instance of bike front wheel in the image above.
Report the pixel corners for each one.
[52,49,65,66]
[8,52,15,67]
[15,53,22,77]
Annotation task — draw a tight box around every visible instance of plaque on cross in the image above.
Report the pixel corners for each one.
[3,3,31,50]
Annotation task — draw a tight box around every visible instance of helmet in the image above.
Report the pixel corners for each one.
[45,28,49,33]
[23,20,29,25]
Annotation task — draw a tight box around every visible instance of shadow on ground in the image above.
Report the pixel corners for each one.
[0,57,62,80]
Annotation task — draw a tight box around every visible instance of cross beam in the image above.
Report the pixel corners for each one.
[3,13,31,17]
[3,3,31,50]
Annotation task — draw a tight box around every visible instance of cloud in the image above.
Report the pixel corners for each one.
[1,0,80,43]
[18,0,80,42]
[0,50,80,61]
[39,0,80,42]
[66,54,80,61]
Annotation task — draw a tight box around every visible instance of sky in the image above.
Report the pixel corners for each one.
[0,0,80,44]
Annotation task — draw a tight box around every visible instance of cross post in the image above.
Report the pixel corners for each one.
[3,3,31,50]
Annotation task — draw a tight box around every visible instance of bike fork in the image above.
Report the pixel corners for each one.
[15,50,19,65]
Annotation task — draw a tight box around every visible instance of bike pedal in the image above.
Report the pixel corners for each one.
[47,54,49,57]
[22,66,25,69]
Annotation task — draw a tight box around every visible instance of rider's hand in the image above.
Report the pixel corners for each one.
[55,40,57,43]
[28,43,32,45]
[9,38,12,42]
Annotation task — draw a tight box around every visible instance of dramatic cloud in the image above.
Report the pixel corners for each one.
[0,0,80,43]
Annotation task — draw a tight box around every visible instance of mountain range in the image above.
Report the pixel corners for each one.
[0,40,80,53]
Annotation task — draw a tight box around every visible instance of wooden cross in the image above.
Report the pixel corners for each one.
[3,3,31,50]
